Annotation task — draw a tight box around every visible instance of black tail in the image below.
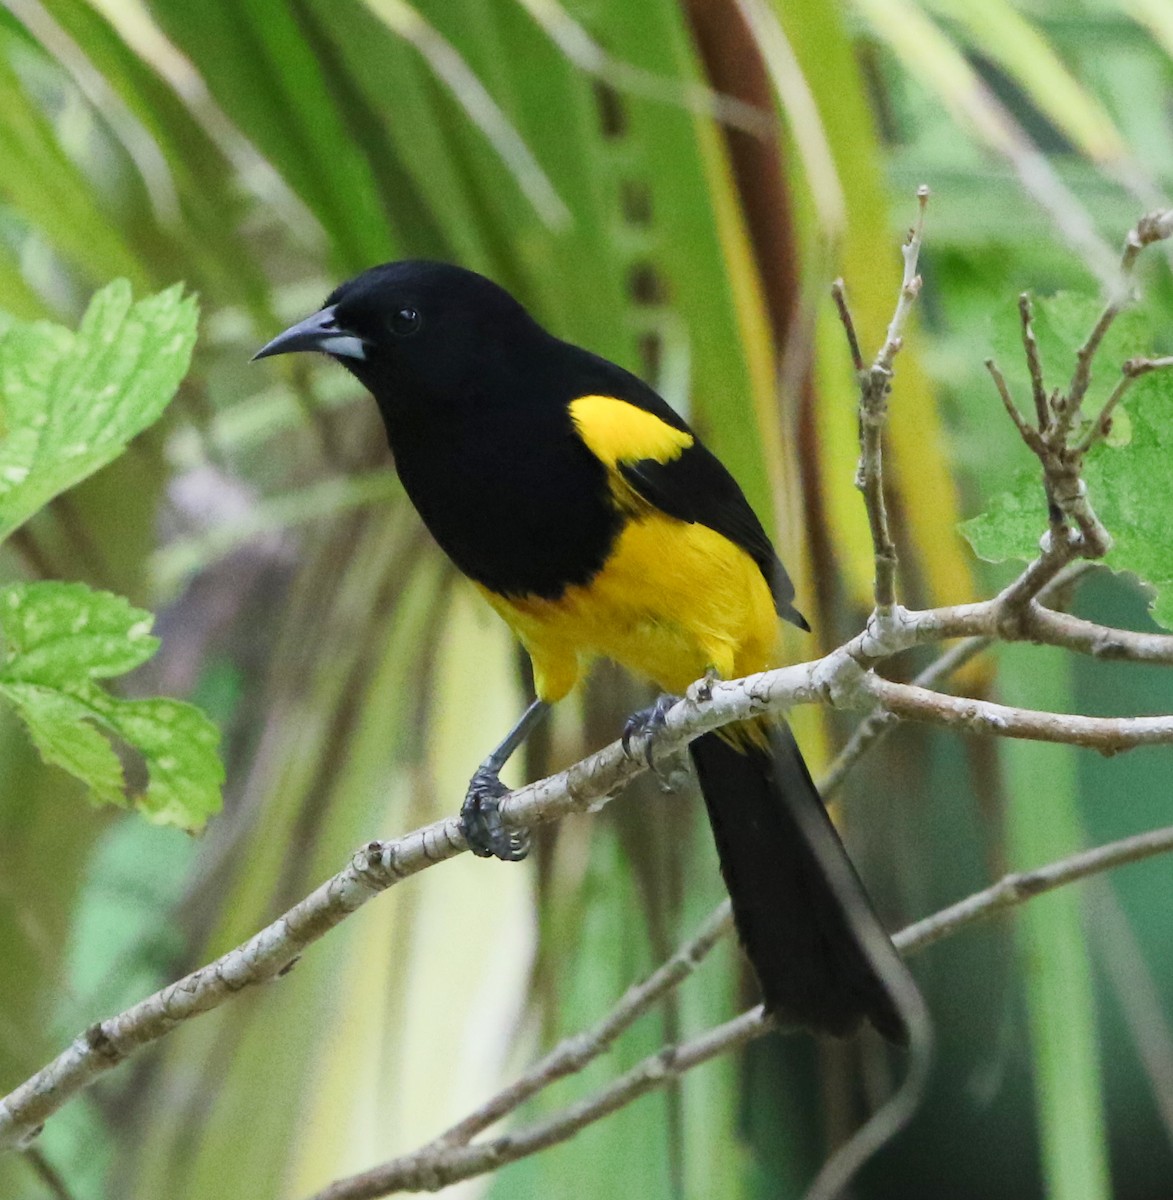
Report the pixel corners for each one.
[689,725,911,1044]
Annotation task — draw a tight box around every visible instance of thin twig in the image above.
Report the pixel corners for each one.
[988,529,1082,624]
[830,279,864,373]
[1025,606,1173,665]
[1066,299,1126,434]
[868,675,1173,752]
[876,186,930,375]
[306,823,1173,1200]
[1018,294,1049,431]
[1075,369,1136,455]
[309,1006,770,1200]
[849,187,929,611]
[1076,354,1173,454]
[895,824,1173,952]
[1064,209,1173,429]
[985,357,1041,450]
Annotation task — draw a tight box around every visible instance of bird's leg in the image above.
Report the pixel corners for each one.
[461,698,549,861]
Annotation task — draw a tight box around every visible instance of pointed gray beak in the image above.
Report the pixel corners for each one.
[252,305,368,362]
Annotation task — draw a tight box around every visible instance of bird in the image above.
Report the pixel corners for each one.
[255,260,916,1043]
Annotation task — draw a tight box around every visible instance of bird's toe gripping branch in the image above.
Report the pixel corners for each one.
[459,697,548,862]
[460,768,531,862]
[621,693,683,773]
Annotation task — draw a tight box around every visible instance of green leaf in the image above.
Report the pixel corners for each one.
[0,580,158,685]
[960,465,1047,563]
[961,294,1173,625]
[1081,371,1173,621]
[0,279,198,543]
[0,683,126,805]
[0,581,223,830]
[90,695,223,830]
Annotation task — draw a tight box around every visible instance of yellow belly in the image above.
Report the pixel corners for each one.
[476,511,779,702]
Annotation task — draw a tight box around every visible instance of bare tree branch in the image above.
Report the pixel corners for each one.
[5,539,1173,1152]
[3,565,1169,1156]
[830,279,864,373]
[869,675,1173,750]
[839,185,928,612]
[894,824,1173,953]
[986,356,1040,448]
[1024,604,1173,665]
[1018,294,1050,432]
[819,635,990,798]
[1066,210,1173,426]
[305,822,1173,1200]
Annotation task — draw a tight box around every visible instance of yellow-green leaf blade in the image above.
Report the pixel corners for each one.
[0,279,198,543]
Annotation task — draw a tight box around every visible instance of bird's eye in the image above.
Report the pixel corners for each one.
[389,306,421,336]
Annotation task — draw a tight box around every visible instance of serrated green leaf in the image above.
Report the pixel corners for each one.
[95,696,224,830]
[1082,370,1173,626]
[960,466,1047,564]
[0,581,159,685]
[0,682,125,805]
[0,580,223,829]
[0,280,198,543]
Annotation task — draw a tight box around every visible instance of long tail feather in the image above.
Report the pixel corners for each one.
[689,724,912,1044]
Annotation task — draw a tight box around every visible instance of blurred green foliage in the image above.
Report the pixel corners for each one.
[0,2,1172,1200]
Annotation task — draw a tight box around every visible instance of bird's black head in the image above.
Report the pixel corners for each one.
[253,261,548,416]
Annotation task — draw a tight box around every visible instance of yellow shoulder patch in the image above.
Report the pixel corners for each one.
[569,394,693,468]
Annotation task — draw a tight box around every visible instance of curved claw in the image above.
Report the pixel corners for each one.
[460,766,530,861]
[621,693,682,770]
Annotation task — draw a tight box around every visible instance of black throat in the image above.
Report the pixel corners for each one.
[368,349,624,600]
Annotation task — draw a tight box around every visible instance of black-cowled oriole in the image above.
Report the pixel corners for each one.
[256,262,914,1043]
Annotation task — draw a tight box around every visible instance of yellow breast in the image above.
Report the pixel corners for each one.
[474,393,779,701]
[477,509,778,702]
